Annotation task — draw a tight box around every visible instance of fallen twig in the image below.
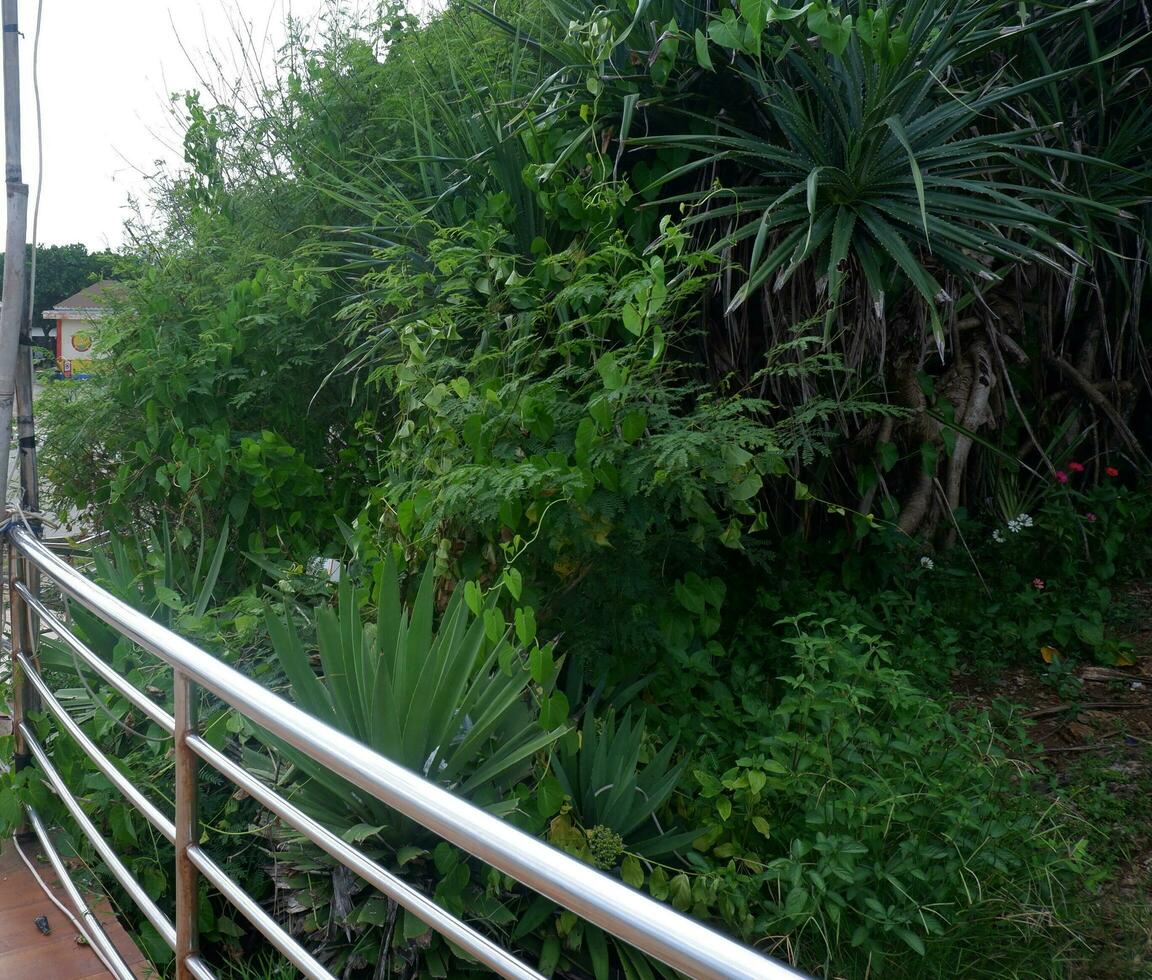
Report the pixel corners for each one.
[1080,666,1152,684]
[1041,742,1118,754]
[1024,701,1149,719]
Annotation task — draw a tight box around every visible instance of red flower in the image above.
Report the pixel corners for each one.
[1055,470,1069,484]
[1086,512,1097,523]
[1106,466,1119,477]
[1032,578,1046,590]
[1068,461,1085,473]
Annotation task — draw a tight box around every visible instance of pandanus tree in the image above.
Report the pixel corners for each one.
[470,0,1152,539]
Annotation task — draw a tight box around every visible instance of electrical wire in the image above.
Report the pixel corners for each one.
[3,9,124,965]
[26,0,44,316]
[12,824,131,978]
[2,619,123,973]
[12,835,91,938]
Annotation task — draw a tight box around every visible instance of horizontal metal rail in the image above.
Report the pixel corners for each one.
[15,579,176,732]
[7,525,802,979]
[186,844,332,980]
[21,723,179,950]
[18,653,176,841]
[185,733,540,979]
[184,956,215,980]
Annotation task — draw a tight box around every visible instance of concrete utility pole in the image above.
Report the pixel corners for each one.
[0,0,28,512]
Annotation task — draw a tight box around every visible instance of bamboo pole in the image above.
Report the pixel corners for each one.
[0,0,28,511]
[15,0,39,520]
[0,0,32,833]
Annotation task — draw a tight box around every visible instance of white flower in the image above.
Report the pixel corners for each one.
[920,556,935,570]
[992,529,1005,543]
[1005,512,1032,535]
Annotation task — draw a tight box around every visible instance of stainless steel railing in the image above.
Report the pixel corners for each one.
[5,525,802,980]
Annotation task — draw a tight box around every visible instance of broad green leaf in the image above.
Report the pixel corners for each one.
[730,473,763,501]
[620,411,647,443]
[536,776,566,819]
[740,0,766,35]
[503,567,523,601]
[621,302,643,336]
[588,394,612,430]
[693,29,713,71]
[896,928,927,956]
[483,607,506,643]
[595,352,626,391]
[708,9,744,50]
[621,855,645,888]
[514,606,537,646]
[785,885,810,916]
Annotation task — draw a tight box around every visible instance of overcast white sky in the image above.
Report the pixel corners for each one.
[15,0,352,250]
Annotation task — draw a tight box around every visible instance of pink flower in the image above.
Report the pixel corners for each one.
[1106,466,1119,478]
[1068,461,1085,473]
[1086,512,1097,523]
[1032,578,1045,590]
[1055,470,1069,484]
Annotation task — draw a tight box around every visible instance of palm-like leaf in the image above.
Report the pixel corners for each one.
[635,0,1134,352]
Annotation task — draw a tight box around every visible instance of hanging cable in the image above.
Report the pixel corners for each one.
[0,765,124,976]
[2,17,114,964]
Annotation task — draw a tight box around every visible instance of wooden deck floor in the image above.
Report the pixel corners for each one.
[0,839,152,979]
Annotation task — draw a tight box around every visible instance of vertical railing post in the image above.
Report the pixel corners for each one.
[9,541,39,833]
[173,669,200,979]
[7,541,23,765]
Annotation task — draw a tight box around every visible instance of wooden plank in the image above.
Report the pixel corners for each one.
[0,839,154,978]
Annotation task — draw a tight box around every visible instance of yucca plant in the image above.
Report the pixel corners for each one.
[465,0,1148,530]
[262,558,568,840]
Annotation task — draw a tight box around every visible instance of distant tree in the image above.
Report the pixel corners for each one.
[0,242,121,325]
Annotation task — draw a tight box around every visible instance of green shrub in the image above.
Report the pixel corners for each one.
[673,616,1090,977]
[19,0,1152,975]
[828,466,1152,677]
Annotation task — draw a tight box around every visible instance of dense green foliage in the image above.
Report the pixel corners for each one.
[17,0,1152,977]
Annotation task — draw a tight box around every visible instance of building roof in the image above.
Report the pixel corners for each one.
[43,279,123,318]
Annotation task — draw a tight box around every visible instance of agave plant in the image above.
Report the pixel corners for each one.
[552,707,694,860]
[262,557,568,840]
